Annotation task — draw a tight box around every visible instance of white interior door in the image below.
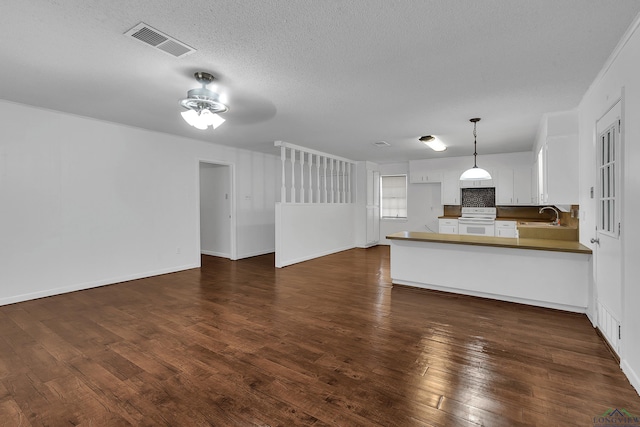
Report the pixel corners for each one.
[594,100,623,354]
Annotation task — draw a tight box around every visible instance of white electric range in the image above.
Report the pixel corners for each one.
[458,207,496,236]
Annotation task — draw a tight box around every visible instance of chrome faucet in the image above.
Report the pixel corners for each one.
[539,206,560,226]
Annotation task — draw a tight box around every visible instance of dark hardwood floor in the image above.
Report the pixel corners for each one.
[0,246,638,426]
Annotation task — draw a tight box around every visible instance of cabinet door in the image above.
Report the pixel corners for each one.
[546,135,579,204]
[409,171,423,184]
[497,169,514,204]
[513,167,532,205]
[531,160,539,205]
[441,171,461,205]
[496,228,517,238]
[439,225,457,234]
[410,171,442,183]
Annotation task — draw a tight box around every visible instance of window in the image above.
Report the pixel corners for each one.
[380,175,407,218]
[598,122,619,237]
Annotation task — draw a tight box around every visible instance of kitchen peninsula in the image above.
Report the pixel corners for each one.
[386,231,592,313]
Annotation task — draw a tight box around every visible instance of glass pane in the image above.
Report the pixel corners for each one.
[601,135,605,167]
[611,164,615,198]
[611,129,615,162]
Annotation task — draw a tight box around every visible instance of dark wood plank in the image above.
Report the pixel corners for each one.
[0,246,638,426]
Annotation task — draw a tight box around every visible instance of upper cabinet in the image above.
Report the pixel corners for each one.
[497,168,533,205]
[409,170,443,184]
[441,171,461,205]
[535,111,579,205]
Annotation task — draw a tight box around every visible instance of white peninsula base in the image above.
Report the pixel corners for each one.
[389,238,592,313]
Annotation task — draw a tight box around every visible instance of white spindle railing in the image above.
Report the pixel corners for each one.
[275,141,355,204]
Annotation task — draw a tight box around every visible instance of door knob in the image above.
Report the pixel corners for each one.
[590,238,600,244]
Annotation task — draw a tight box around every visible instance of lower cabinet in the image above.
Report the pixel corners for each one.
[495,220,517,238]
[438,218,459,234]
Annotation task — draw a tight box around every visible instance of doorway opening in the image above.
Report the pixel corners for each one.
[199,161,236,260]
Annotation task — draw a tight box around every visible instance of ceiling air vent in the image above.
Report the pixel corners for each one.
[124,22,195,58]
[373,141,391,147]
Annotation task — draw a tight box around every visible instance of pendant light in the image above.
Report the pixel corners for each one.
[460,118,492,181]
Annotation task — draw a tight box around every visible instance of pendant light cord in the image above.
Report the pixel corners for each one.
[473,120,478,168]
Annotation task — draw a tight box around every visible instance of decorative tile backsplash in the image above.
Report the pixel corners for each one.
[462,187,495,207]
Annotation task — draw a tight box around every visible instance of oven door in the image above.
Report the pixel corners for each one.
[458,219,495,236]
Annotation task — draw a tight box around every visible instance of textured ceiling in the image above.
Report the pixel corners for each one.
[1,0,639,162]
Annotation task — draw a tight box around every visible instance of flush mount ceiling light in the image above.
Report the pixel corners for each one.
[419,135,447,152]
[179,72,228,130]
[460,118,492,181]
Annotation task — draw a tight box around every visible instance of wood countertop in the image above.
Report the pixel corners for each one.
[386,231,592,254]
[438,216,562,223]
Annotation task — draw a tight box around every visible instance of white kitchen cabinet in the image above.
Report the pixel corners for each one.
[438,218,459,234]
[545,135,579,204]
[409,171,442,184]
[535,111,579,205]
[531,158,540,205]
[497,168,533,205]
[495,220,517,237]
[513,168,533,205]
[441,171,461,205]
[497,169,514,204]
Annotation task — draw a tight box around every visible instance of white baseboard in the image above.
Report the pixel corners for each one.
[621,359,640,397]
[276,245,354,268]
[201,250,231,258]
[236,248,275,260]
[392,279,587,313]
[0,263,199,307]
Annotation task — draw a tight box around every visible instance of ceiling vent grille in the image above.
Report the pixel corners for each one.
[124,22,195,58]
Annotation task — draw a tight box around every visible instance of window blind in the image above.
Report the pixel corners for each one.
[380,175,407,218]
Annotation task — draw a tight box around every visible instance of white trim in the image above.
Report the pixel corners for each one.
[201,250,231,258]
[621,359,640,396]
[236,249,276,260]
[582,12,640,103]
[274,140,355,164]
[276,245,355,268]
[0,264,199,307]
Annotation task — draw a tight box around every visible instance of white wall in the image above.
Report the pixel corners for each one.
[200,163,231,258]
[0,100,278,305]
[578,16,640,394]
[275,203,355,268]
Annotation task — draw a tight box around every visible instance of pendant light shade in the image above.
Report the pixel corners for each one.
[460,118,492,181]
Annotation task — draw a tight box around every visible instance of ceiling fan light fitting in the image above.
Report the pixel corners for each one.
[180,72,228,130]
